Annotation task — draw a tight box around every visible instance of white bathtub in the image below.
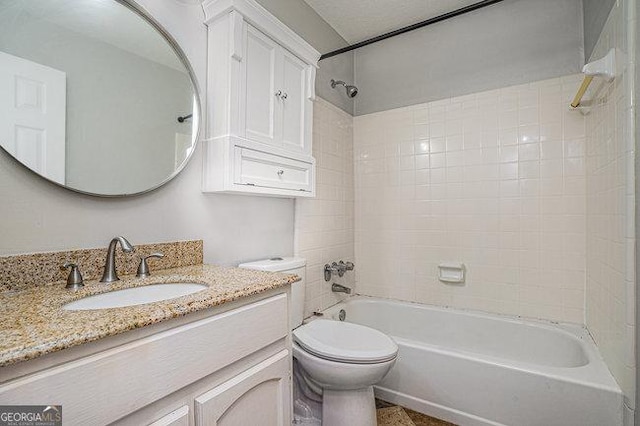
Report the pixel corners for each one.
[321,296,623,426]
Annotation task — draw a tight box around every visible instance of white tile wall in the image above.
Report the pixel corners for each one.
[354,75,587,323]
[295,98,355,318]
[585,0,636,410]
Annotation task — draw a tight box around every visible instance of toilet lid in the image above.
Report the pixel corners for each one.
[293,320,398,364]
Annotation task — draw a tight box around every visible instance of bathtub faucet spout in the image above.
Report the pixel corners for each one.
[332,283,351,294]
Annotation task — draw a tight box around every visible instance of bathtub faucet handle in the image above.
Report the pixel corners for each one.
[324,261,355,281]
[338,260,354,272]
[324,262,339,281]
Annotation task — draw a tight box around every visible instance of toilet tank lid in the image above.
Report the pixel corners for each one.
[238,257,306,272]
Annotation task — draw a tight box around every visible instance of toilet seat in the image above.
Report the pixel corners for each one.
[293,320,398,364]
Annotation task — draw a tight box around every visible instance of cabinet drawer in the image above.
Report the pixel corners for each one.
[234,147,312,192]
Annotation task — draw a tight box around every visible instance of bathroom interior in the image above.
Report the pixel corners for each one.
[0,0,637,425]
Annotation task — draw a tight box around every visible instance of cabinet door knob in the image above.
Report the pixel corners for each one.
[277,170,284,176]
[275,90,282,98]
[281,92,288,100]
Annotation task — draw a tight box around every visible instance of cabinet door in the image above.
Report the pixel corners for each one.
[194,350,291,426]
[243,25,281,146]
[280,49,308,154]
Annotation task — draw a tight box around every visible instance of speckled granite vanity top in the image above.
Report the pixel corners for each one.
[0,264,298,367]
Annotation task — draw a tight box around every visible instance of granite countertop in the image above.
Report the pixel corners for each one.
[0,264,298,367]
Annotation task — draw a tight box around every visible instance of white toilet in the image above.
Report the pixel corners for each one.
[239,257,398,426]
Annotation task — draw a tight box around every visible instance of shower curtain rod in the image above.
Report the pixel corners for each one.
[319,0,505,61]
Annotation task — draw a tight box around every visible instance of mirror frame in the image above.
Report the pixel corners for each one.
[0,0,202,198]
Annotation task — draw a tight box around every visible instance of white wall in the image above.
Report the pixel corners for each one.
[294,98,354,317]
[0,0,294,266]
[583,0,617,59]
[353,0,585,116]
[354,75,587,323]
[584,0,636,416]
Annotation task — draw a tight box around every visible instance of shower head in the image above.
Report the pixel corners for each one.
[331,79,358,98]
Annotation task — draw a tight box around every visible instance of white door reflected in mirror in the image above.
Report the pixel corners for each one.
[0,51,66,184]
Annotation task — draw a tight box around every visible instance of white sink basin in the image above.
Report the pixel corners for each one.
[63,283,208,310]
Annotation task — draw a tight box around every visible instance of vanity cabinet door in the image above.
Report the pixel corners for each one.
[194,350,291,426]
[243,24,281,147]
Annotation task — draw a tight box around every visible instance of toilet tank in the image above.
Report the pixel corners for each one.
[238,257,306,329]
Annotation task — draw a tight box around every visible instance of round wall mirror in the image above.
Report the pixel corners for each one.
[0,0,200,196]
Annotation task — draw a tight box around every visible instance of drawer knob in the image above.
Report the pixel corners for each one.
[281,92,288,100]
[275,90,282,98]
[277,170,284,176]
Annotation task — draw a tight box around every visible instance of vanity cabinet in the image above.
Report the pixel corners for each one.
[0,290,292,426]
[201,0,319,197]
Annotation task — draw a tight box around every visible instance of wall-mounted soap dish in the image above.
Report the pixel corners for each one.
[438,263,466,284]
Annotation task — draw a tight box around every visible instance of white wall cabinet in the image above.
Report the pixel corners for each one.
[0,291,292,426]
[202,0,319,197]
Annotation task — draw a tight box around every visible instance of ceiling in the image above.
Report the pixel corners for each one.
[302,0,484,45]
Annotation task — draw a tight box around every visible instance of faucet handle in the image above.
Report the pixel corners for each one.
[336,261,350,277]
[62,262,84,290]
[136,253,164,278]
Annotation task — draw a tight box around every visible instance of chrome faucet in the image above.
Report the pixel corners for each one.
[332,283,351,294]
[324,260,355,281]
[100,236,135,283]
